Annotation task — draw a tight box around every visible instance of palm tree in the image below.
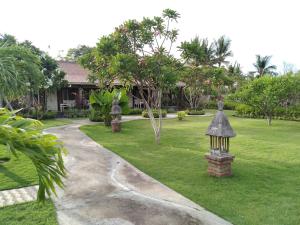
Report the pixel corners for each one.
[228,62,242,76]
[179,37,215,67]
[253,55,277,77]
[200,38,215,66]
[214,36,233,67]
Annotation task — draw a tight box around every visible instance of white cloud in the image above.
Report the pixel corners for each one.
[1,0,299,73]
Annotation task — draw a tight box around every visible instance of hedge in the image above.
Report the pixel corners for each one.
[142,109,167,118]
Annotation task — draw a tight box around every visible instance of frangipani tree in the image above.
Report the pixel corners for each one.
[0,108,66,201]
[80,9,182,144]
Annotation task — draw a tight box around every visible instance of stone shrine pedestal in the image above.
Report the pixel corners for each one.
[205,153,235,177]
[111,120,121,132]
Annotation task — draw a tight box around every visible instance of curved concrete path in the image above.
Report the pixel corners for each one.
[47,119,231,225]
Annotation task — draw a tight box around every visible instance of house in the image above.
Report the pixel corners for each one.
[46,61,98,111]
[46,61,185,112]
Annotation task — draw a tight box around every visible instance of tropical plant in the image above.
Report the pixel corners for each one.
[0,43,42,103]
[0,47,19,106]
[89,89,129,125]
[253,55,277,77]
[0,34,67,111]
[0,108,66,201]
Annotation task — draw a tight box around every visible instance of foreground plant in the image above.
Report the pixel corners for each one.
[0,108,66,201]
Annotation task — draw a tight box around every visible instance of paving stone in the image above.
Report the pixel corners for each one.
[0,185,38,208]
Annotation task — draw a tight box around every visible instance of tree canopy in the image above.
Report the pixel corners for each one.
[179,35,232,67]
[65,45,93,62]
[80,9,182,143]
[231,74,300,125]
[0,34,67,96]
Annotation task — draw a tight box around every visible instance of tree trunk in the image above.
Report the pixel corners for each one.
[139,88,162,144]
[4,97,14,112]
[267,115,272,126]
[157,89,163,145]
[0,93,2,108]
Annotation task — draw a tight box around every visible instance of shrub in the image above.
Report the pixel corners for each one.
[235,104,300,121]
[205,100,236,110]
[89,108,104,122]
[235,104,256,117]
[19,109,57,120]
[205,101,217,109]
[223,100,237,110]
[177,111,186,120]
[123,108,143,115]
[64,109,89,118]
[41,111,57,119]
[185,109,205,115]
[142,109,167,118]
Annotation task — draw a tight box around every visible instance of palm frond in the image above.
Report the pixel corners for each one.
[0,108,66,201]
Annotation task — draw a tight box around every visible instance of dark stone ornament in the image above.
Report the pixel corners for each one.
[110,99,122,132]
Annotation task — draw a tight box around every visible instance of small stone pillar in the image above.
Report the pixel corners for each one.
[205,153,235,177]
[205,101,236,177]
[110,99,122,133]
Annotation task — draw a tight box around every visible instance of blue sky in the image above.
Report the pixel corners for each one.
[1,0,299,73]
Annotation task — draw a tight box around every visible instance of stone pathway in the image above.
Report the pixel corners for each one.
[45,118,231,225]
[0,185,38,207]
[0,113,213,210]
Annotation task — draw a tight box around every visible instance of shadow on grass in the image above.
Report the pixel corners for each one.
[0,164,32,189]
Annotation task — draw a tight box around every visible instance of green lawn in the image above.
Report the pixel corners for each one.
[0,146,37,191]
[0,200,58,225]
[81,113,300,225]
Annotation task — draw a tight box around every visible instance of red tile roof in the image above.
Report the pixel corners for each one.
[58,61,94,85]
[58,61,185,87]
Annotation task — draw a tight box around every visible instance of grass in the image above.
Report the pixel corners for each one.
[0,146,37,191]
[0,200,58,225]
[81,112,300,225]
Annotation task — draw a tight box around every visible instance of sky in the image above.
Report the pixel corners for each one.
[1,0,299,73]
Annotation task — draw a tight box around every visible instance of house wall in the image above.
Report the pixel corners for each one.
[46,91,58,111]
